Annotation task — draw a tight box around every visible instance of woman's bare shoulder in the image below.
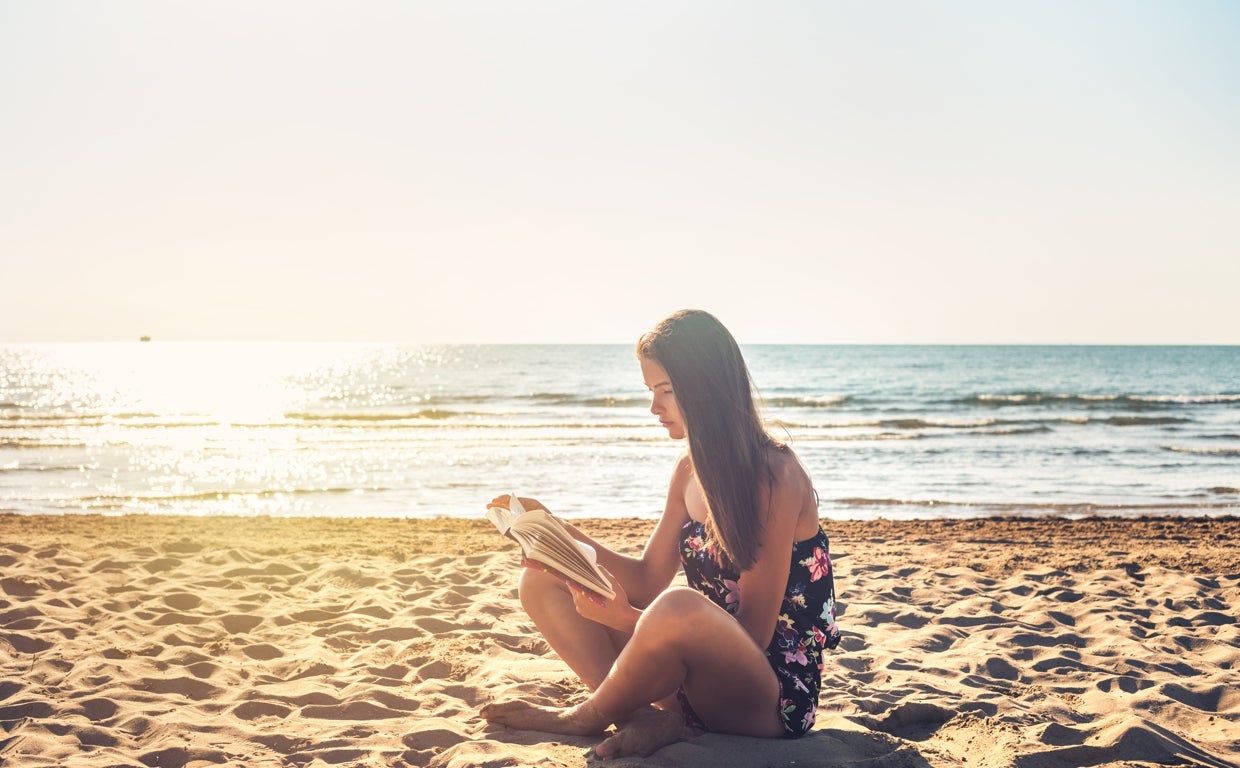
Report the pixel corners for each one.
[671,448,692,474]
[767,444,812,488]
[665,450,692,490]
[765,446,819,534]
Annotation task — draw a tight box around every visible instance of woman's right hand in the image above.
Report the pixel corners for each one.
[569,565,641,635]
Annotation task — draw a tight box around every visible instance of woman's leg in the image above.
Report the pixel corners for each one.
[518,565,628,690]
[484,586,784,743]
[592,587,784,737]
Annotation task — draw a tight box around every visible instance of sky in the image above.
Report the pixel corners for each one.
[2,1,1237,344]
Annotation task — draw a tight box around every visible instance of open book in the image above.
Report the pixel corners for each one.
[486,495,615,600]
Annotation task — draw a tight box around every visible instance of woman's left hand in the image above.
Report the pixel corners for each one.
[568,565,641,635]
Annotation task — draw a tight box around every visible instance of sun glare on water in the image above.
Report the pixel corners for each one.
[17,342,399,516]
[38,342,386,423]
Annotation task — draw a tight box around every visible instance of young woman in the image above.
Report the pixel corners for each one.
[481,309,840,758]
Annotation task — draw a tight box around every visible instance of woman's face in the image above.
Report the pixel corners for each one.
[641,356,685,440]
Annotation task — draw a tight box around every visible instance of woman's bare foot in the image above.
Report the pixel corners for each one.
[596,706,691,758]
[480,699,610,736]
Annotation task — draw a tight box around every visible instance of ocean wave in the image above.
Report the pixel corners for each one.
[831,497,1240,512]
[787,433,921,442]
[2,411,162,423]
[781,416,1086,431]
[960,392,1240,408]
[782,414,1196,431]
[0,462,84,472]
[782,417,1004,430]
[1,412,229,431]
[525,393,649,408]
[286,409,458,423]
[1101,416,1192,426]
[581,396,651,408]
[1,439,89,449]
[965,425,1055,436]
[1162,446,1240,457]
[765,395,851,408]
[71,486,386,506]
[1137,394,1240,405]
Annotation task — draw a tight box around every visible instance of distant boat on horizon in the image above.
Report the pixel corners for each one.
[140,335,151,342]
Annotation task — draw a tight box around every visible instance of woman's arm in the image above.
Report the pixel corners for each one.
[732,455,811,649]
[498,451,691,611]
[563,452,692,608]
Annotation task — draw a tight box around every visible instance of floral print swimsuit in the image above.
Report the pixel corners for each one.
[678,520,841,737]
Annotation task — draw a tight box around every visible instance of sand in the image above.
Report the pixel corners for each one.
[1,513,1238,768]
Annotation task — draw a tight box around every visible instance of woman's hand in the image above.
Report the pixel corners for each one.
[568,565,642,635]
[487,494,549,513]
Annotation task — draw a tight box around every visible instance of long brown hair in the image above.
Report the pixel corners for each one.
[636,309,781,570]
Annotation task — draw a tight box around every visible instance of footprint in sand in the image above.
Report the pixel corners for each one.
[416,659,453,680]
[0,576,44,596]
[161,592,202,611]
[402,721,470,751]
[285,607,347,623]
[231,700,293,720]
[365,663,412,682]
[74,725,118,748]
[979,655,1021,681]
[1159,681,1240,713]
[151,611,206,626]
[1095,675,1155,694]
[0,700,55,721]
[243,643,283,660]
[77,699,118,724]
[871,701,957,741]
[139,675,224,701]
[300,699,406,720]
[141,556,182,574]
[1017,720,1236,768]
[1038,721,1088,746]
[220,614,263,634]
[185,661,220,679]
[139,746,230,767]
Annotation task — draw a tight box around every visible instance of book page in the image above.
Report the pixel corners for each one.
[486,498,614,599]
[485,504,514,536]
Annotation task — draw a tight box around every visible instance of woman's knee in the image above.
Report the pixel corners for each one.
[636,587,719,644]
[517,565,571,615]
[648,586,713,612]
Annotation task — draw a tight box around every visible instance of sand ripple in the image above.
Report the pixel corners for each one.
[1,514,1237,767]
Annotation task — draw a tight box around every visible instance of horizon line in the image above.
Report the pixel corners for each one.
[4,339,1238,347]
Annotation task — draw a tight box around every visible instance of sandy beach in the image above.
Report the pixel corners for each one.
[1,513,1237,767]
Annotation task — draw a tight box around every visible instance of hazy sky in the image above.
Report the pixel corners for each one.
[3,1,1237,344]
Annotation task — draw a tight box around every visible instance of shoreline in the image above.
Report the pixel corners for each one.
[2,513,1238,766]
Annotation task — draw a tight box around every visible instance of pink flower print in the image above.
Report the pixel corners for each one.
[802,708,817,730]
[811,625,827,646]
[783,643,809,666]
[723,578,740,608]
[780,698,797,719]
[803,546,831,582]
[687,534,706,553]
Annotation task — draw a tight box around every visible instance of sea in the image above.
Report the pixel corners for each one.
[1,343,1238,521]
